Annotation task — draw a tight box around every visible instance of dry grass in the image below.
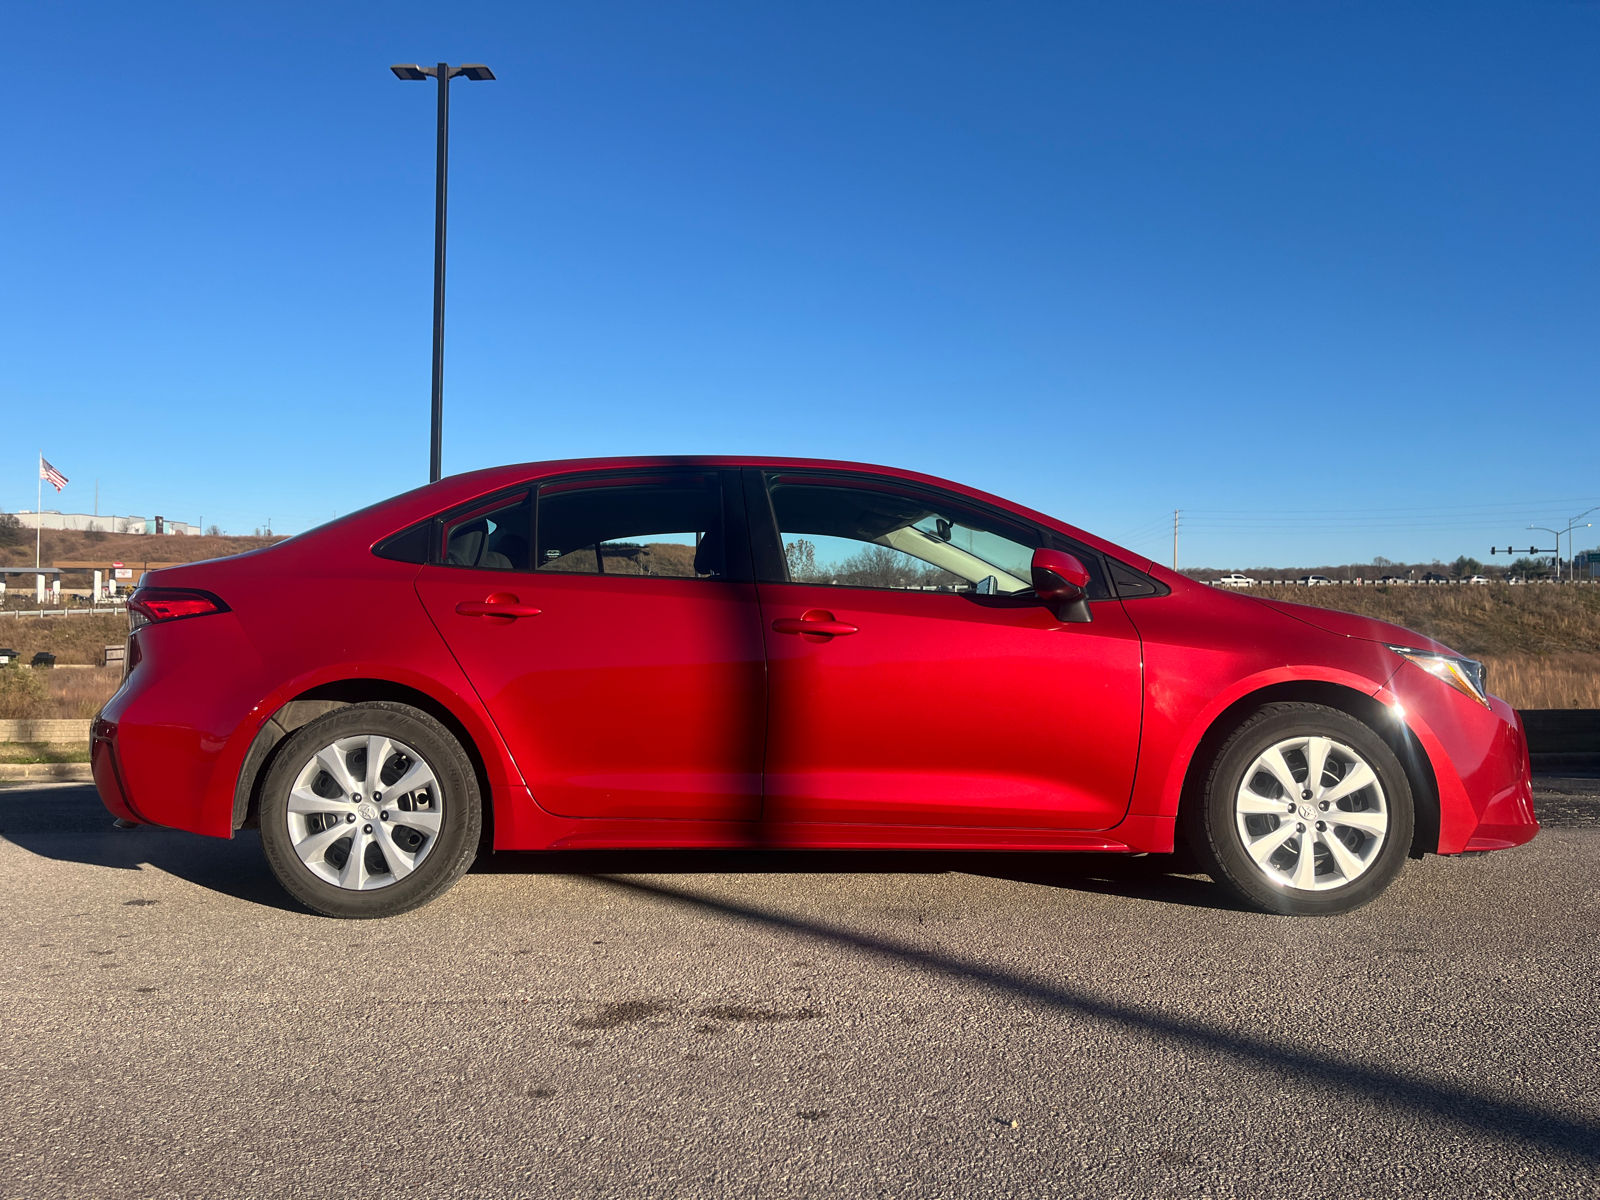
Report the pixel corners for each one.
[1481,654,1600,710]
[0,614,129,665]
[1251,583,1600,709]
[4,582,1595,715]
[47,667,123,718]
[0,664,120,719]
[1251,583,1600,655]
[21,654,1594,712]
[0,526,282,571]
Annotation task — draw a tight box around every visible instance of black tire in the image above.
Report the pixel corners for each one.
[259,701,482,919]
[1186,702,1414,916]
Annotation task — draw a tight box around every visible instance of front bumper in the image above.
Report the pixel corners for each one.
[1379,666,1538,854]
[1457,702,1538,852]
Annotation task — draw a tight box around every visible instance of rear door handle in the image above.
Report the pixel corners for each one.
[456,596,541,618]
[771,613,858,637]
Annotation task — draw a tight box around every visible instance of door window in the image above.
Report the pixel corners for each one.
[442,493,532,571]
[762,474,1044,595]
[536,473,728,579]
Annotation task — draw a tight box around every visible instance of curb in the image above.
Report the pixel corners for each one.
[0,763,93,781]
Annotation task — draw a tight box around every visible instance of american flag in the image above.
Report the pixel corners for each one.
[40,457,68,492]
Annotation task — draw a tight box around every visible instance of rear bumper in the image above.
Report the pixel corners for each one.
[90,718,146,826]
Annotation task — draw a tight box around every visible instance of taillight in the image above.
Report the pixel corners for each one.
[127,587,230,628]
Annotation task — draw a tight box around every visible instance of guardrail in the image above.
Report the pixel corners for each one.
[1,606,128,618]
[1207,579,1598,587]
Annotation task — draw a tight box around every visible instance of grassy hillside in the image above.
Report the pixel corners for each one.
[0,614,129,665]
[1249,583,1600,656]
[2,580,1594,710]
[0,526,284,572]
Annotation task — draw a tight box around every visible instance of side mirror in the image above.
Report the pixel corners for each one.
[1031,548,1092,623]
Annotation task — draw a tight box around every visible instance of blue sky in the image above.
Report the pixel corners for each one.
[3,1,1596,566]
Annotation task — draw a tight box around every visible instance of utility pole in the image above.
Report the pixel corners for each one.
[1173,509,1180,570]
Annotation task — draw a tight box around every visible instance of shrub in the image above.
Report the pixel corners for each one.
[0,664,53,720]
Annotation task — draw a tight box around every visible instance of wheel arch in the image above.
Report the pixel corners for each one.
[232,679,496,853]
[1173,680,1441,859]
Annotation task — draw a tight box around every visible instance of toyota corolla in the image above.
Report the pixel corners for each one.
[91,457,1537,918]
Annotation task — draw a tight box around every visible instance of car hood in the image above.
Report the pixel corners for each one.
[1248,597,1461,657]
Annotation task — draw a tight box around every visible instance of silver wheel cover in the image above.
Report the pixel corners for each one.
[1234,735,1389,892]
[286,734,444,891]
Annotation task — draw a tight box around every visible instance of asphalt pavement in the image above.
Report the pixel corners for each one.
[2,776,1597,1200]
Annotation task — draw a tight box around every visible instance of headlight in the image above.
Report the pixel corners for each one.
[1387,646,1489,708]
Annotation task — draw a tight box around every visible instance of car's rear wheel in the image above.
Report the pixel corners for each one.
[1187,702,1414,916]
[259,702,481,919]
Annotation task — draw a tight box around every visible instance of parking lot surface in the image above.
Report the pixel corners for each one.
[2,777,1597,1200]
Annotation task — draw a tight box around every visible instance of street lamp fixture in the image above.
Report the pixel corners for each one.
[391,62,497,483]
[1528,509,1597,582]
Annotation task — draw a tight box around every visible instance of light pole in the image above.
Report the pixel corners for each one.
[391,62,496,483]
[1527,510,1597,582]
[1560,507,1596,581]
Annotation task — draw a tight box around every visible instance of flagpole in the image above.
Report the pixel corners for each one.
[36,452,42,570]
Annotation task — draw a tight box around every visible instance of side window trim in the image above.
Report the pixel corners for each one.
[528,467,753,584]
[716,468,756,584]
[440,489,535,572]
[752,468,1113,600]
[742,467,787,583]
[1104,557,1170,599]
[382,485,530,570]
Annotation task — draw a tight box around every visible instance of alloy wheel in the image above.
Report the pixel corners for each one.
[285,734,443,891]
[1233,734,1389,892]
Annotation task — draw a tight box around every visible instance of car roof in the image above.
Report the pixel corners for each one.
[323,454,1161,572]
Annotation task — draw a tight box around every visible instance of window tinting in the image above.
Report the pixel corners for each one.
[373,520,433,565]
[1107,558,1167,598]
[442,493,531,571]
[536,474,726,579]
[764,474,1044,594]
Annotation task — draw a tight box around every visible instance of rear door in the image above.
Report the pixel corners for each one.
[415,469,766,823]
[749,470,1144,831]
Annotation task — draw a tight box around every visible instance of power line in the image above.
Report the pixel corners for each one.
[1180,496,1600,516]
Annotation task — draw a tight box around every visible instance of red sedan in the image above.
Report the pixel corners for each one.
[91,457,1537,918]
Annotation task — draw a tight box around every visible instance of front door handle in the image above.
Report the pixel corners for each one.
[771,610,858,637]
[456,594,541,619]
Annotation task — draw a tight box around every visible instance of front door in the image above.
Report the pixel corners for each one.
[752,471,1143,830]
[415,470,766,823]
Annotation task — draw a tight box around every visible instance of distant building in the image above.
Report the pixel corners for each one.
[12,510,200,535]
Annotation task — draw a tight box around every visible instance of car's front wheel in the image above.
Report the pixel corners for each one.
[1187,702,1414,916]
[258,702,482,919]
